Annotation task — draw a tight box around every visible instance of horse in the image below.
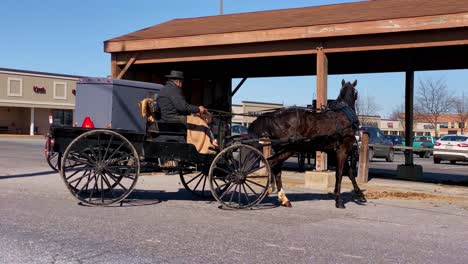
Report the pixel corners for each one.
[247,79,366,209]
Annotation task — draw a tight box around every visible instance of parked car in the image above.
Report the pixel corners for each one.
[385,135,404,147]
[231,124,248,136]
[433,135,468,164]
[413,136,435,158]
[358,126,394,162]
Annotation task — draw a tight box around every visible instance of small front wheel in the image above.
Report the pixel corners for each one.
[208,144,272,209]
[46,152,61,171]
[180,170,211,198]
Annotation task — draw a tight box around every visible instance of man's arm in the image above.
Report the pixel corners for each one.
[171,91,200,114]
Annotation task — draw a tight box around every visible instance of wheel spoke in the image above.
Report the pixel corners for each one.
[244,181,259,197]
[185,172,203,185]
[88,174,99,202]
[75,151,96,163]
[66,167,92,181]
[246,175,269,179]
[192,173,205,192]
[228,184,237,205]
[72,172,86,190]
[101,173,116,199]
[87,145,100,163]
[245,179,267,189]
[76,172,94,196]
[67,169,92,183]
[226,151,239,171]
[241,155,261,174]
[102,134,114,160]
[107,141,127,161]
[244,165,266,176]
[64,160,91,170]
[105,171,128,192]
[218,183,235,200]
[237,182,242,206]
[215,181,229,191]
[242,184,251,205]
[97,134,102,161]
[201,174,207,194]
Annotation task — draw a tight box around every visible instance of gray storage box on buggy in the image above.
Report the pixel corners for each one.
[74,77,163,133]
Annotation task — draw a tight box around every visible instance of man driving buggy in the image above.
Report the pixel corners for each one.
[158,70,207,122]
[156,70,218,154]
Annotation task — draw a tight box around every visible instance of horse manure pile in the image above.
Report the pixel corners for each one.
[365,190,466,201]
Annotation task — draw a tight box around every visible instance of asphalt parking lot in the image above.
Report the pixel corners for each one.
[1,137,467,264]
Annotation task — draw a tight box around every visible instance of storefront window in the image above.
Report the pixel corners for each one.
[439,122,448,128]
[52,110,73,126]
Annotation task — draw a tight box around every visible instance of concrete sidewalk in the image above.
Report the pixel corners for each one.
[280,169,468,200]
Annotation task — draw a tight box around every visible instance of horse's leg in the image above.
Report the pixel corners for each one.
[272,163,292,207]
[347,149,367,203]
[334,148,348,209]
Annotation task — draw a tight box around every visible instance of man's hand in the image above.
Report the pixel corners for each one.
[198,106,207,114]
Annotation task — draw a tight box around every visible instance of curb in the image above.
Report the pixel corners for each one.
[0,134,45,138]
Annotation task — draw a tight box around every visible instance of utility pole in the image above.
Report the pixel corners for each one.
[220,0,223,15]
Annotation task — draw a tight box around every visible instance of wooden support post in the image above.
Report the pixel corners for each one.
[116,53,137,80]
[257,138,271,176]
[111,53,121,79]
[315,47,328,171]
[260,138,271,158]
[357,132,370,183]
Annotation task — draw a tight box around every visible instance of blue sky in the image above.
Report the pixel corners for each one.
[1,0,466,117]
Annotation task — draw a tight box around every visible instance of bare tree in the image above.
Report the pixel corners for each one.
[415,78,455,137]
[389,103,417,135]
[453,93,468,134]
[355,95,381,126]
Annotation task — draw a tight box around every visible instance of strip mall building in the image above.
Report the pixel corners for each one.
[0,68,79,135]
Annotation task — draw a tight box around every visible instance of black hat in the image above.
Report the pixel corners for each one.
[165,70,184,80]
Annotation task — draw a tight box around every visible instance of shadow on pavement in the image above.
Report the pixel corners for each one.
[281,190,367,208]
[0,170,57,180]
[108,188,366,209]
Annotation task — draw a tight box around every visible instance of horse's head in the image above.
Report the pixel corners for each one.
[337,79,358,111]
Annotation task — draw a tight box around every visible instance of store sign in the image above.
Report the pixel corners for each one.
[33,86,46,94]
[387,122,394,128]
[423,124,435,129]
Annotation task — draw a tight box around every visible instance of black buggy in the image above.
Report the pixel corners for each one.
[46,78,273,209]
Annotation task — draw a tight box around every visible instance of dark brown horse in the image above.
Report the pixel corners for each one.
[248,80,366,208]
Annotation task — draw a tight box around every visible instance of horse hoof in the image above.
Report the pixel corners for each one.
[335,202,345,209]
[357,196,367,203]
[282,201,292,208]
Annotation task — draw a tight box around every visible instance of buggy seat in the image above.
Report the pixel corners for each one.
[147,120,187,143]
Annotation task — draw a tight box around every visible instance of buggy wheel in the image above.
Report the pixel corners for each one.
[46,151,76,172]
[180,170,211,198]
[60,130,140,206]
[46,152,61,172]
[209,144,272,209]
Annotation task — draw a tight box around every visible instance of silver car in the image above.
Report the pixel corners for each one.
[433,135,468,164]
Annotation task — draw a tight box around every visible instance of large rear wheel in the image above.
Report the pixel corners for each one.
[60,130,140,206]
[209,144,272,209]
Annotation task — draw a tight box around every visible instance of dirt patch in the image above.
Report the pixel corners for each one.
[364,190,466,202]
